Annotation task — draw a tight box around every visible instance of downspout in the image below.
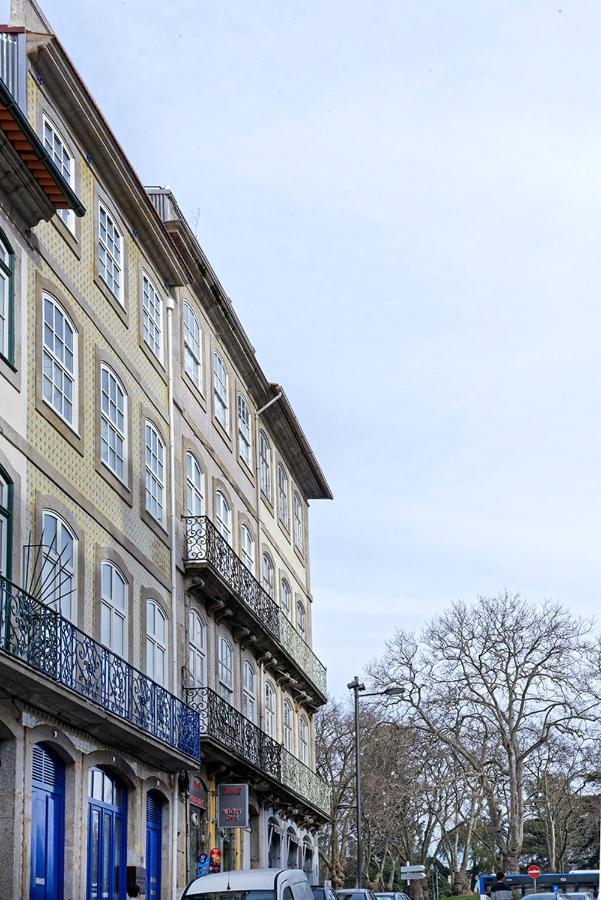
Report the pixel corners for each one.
[166,292,179,900]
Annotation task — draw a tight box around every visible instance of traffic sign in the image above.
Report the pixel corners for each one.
[402,873,426,881]
[527,866,541,880]
[401,866,426,874]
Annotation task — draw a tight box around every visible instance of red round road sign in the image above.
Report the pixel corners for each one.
[528,866,541,879]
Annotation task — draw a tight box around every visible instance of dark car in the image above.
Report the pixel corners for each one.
[337,890,379,900]
[312,886,340,900]
[375,892,411,900]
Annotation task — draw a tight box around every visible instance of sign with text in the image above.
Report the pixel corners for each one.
[527,866,541,880]
[190,775,208,810]
[217,783,249,828]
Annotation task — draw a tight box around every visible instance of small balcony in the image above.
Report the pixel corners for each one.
[0,577,200,769]
[184,515,327,703]
[186,685,330,818]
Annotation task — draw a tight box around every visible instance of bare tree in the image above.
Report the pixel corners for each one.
[370,592,597,870]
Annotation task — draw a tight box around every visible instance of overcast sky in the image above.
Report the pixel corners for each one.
[32,0,601,699]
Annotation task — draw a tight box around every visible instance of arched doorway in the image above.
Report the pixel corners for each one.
[30,743,65,900]
[86,767,127,900]
[146,791,163,899]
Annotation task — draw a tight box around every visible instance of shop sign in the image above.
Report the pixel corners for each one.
[217,783,249,828]
[190,775,208,809]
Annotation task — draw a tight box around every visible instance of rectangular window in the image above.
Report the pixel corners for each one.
[0,235,14,364]
[278,465,289,529]
[145,422,165,524]
[142,275,163,361]
[43,116,74,232]
[238,395,252,466]
[259,433,272,501]
[183,302,202,387]
[213,352,229,430]
[98,202,123,300]
[293,493,304,552]
[100,366,127,482]
[42,295,77,427]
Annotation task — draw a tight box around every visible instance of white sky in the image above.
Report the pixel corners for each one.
[34,0,601,698]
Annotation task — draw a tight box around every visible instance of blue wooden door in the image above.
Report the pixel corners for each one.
[145,792,162,899]
[30,743,65,900]
[87,767,126,900]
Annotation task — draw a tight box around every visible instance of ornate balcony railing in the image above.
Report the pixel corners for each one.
[281,748,331,816]
[184,516,327,698]
[0,576,200,760]
[186,685,281,780]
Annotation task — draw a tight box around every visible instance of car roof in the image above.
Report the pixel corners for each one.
[184,869,306,895]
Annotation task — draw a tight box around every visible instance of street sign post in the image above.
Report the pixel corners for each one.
[401,865,426,885]
[527,864,541,891]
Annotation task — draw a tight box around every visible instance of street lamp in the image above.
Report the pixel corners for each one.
[347,676,404,889]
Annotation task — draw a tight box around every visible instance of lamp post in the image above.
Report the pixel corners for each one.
[347,676,404,889]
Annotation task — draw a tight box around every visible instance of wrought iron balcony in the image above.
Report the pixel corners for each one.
[184,515,327,700]
[0,576,200,761]
[186,685,331,817]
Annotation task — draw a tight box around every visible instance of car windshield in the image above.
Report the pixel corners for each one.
[186,892,276,900]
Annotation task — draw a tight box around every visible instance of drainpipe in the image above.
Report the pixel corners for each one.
[166,292,179,900]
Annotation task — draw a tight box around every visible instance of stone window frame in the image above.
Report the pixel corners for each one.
[282,694,295,754]
[0,219,22,391]
[216,627,235,703]
[238,511,257,576]
[241,653,258,723]
[261,548,276,601]
[139,267,165,372]
[139,408,170,543]
[94,347,133,505]
[187,604,207,689]
[212,478,234,548]
[210,342,233,449]
[183,442,206,518]
[34,491,86,627]
[140,587,170,690]
[35,273,84,455]
[277,460,291,538]
[258,429,274,510]
[292,488,306,562]
[236,389,253,477]
[93,182,130,324]
[94,545,134,662]
[0,447,20,582]
[181,297,206,398]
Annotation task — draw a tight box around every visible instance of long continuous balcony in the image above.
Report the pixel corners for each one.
[186,685,330,818]
[0,577,200,765]
[184,515,327,700]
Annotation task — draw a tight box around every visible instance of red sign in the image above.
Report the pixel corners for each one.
[190,776,208,809]
[528,866,541,879]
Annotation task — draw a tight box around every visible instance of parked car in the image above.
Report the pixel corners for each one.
[181,868,315,900]
[337,889,379,900]
[312,885,340,900]
[375,892,411,900]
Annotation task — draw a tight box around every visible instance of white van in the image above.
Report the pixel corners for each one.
[181,868,315,900]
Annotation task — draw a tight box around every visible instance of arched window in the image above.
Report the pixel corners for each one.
[98,201,123,302]
[183,301,202,387]
[100,365,127,482]
[213,351,229,430]
[145,422,165,524]
[101,561,127,657]
[42,294,77,427]
[287,826,300,868]
[142,274,164,361]
[261,552,274,599]
[87,767,127,899]
[0,228,15,364]
[188,609,206,688]
[0,469,12,580]
[259,431,272,501]
[215,490,231,544]
[264,680,276,738]
[293,492,304,552]
[299,715,309,764]
[240,524,255,574]
[242,659,257,723]
[218,635,233,701]
[237,394,252,466]
[146,599,167,685]
[277,464,289,529]
[41,510,76,621]
[296,598,306,638]
[185,451,204,516]
[280,578,292,618]
[283,699,293,752]
[43,115,74,232]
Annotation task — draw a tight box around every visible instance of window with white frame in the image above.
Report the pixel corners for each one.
[0,229,14,364]
[146,599,167,685]
[101,561,127,657]
[213,351,229,430]
[293,492,304,552]
[259,431,272,501]
[145,422,165,524]
[240,524,255,574]
[188,609,206,688]
[242,659,257,723]
[185,451,204,516]
[237,394,252,467]
[100,365,127,482]
[98,202,122,300]
[261,552,274,599]
[42,294,77,427]
[43,115,74,231]
[264,681,276,738]
[280,578,292,619]
[215,490,231,544]
[41,511,76,621]
[142,275,163,361]
[296,598,306,638]
[218,635,233,701]
[299,715,309,764]
[183,301,202,387]
[283,699,293,752]
[277,464,289,529]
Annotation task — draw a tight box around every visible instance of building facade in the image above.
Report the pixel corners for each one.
[0,2,331,899]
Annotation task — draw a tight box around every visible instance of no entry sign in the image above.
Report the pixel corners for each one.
[528,866,541,879]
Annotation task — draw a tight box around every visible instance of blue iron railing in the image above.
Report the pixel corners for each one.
[0,576,200,760]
